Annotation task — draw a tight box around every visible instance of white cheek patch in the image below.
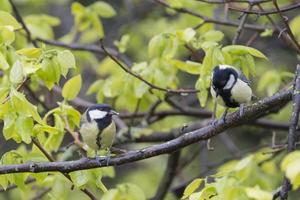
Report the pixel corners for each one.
[223,74,235,89]
[88,110,107,120]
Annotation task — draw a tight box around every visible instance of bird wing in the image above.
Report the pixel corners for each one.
[237,70,251,86]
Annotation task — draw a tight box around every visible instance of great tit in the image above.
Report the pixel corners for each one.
[210,64,252,122]
[79,104,118,161]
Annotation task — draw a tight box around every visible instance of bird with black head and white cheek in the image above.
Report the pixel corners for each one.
[79,104,119,164]
[210,64,252,123]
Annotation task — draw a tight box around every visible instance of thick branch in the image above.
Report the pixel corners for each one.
[278,64,300,200]
[0,88,292,174]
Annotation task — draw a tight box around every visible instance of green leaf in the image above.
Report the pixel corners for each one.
[182,178,203,199]
[44,114,64,151]
[284,159,300,189]
[33,124,60,135]
[0,25,15,45]
[114,34,130,53]
[148,34,177,58]
[70,170,89,188]
[90,2,116,18]
[62,75,82,100]
[260,29,273,37]
[190,186,217,200]
[90,13,104,39]
[37,57,57,89]
[87,79,104,95]
[10,89,43,124]
[0,11,21,29]
[16,116,33,144]
[10,60,24,84]
[170,60,201,74]
[245,186,272,200]
[0,175,9,190]
[134,79,149,98]
[57,50,76,77]
[16,47,42,58]
[222,45,267,59]
[176,28,196,43]
[257,71,281,96]
[202,30,224,42]
[281,151,300,171]
[166,0,183,8]
[245,54,255,76]
[0,51,9,70]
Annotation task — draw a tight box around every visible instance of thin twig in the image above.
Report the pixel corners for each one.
[8,0,38,47]
[196,0,271,4]
[32,138,98,200]
[232,4,253,44]
[99,39,199,94]
[154,0,273,32]
[272,0,300,54]
[229,2,300,15]
[35,38,132,67]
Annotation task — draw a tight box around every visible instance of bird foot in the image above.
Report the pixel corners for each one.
[95,155,104,163]
[210,119,219,126]
[105,155,111,166]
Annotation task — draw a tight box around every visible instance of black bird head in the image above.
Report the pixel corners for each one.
[211,65,238,92]
[86,104,118,129]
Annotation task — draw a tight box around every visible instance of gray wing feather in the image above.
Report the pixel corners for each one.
[237,70,251,86]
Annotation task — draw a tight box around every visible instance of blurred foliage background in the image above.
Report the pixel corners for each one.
[0,0,299,199]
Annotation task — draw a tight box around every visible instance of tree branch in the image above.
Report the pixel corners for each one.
[0,88,292,174]
[277,64,300,200]
[151,151,181,200]
[232,4,253,44]
[99,39,199,94]
[229,2,300,15]
[153,0,273,32]
[9,0,38,47]
[272,0,300,54]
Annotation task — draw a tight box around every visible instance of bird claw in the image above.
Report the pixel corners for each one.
[105,155,111,166]
[220,114,227,124]
[95,155,103,163]
[209,119,218,126]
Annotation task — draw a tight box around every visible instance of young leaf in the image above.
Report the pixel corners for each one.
[245,186,273,200]
[10,60,24,84]
[222,45,267,59]
[182,178,203,199]
[16,47,42,58]
[62,75,82,100]
[90,1,116,18]
[57,50,76,77]
[176,28,196,43]
[16,116,33,144]
[70,170,89,188]
[0,11,21,29]
[0,52,9,70]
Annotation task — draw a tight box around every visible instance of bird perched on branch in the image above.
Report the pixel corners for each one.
[210,64,252,122]
[79,104,118,163]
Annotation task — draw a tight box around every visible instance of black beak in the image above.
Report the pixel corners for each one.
[109,110,119,115]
